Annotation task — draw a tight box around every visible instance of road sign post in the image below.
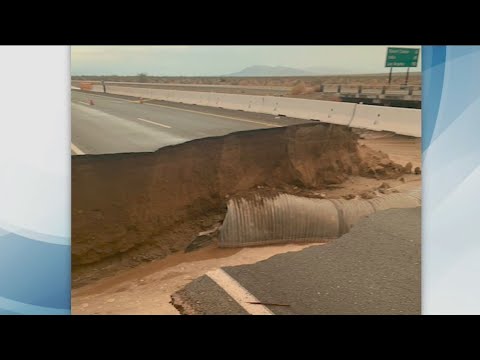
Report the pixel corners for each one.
[385,47,419,86]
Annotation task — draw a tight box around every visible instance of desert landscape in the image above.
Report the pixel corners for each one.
[72,72,422,102]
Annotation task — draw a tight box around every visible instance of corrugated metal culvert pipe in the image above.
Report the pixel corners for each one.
[219,189,421,248]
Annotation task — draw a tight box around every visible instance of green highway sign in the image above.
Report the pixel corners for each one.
[385,47,420,67]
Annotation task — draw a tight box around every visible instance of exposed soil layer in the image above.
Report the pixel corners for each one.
[72,123,413,286]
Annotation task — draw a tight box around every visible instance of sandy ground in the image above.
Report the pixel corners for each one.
[72,243,316,315]
[360,135,422,169]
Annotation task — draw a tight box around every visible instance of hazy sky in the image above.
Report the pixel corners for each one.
[71,46,421,76]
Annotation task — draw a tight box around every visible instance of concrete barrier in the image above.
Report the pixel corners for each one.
[91,84,104,92]
[349,104,421,137]
[80,84,421,137]
[108,85,153,98]
[265,96,356,126]
[96,85,357,126]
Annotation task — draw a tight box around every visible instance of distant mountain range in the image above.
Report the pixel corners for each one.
[225,65,348,77]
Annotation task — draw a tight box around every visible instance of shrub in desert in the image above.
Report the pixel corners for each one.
[291,81,307,95]
[137,73,148,83]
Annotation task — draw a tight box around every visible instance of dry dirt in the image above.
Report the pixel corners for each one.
[72,123,420,289]
[359,133,422,169]
[72,73,422,87]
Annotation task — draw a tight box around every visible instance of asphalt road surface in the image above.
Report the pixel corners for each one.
[172,207,421,315]
[71,90,310,155]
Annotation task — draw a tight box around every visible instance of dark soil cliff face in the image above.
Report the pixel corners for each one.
[72,123,407,276]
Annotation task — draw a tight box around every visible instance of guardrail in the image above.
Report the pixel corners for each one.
[75,84,421,137]
[318,84,421,97]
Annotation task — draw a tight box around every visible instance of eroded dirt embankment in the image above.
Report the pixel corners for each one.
[72,123,411,283]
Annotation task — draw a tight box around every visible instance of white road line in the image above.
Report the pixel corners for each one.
[72,91,281,128]
[144,102,281,128]
[206,269,274,315]
[78,101,90,106]
[71,143,85,155]
[136,117,171,129]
